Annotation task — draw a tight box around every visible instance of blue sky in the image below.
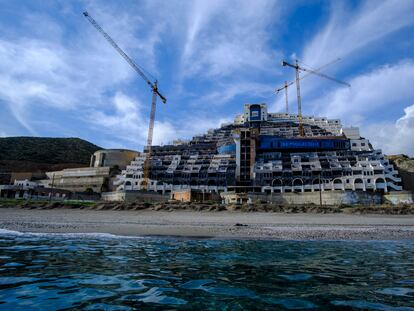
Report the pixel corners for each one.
[0,0,413,155]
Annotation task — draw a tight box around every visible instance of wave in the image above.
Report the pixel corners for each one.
[0,228,145,240]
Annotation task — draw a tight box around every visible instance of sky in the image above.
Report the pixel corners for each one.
[0,0,413,156]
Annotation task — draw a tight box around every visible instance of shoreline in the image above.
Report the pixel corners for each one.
[1,207,414,240]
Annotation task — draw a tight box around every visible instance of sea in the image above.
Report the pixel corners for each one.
[0,229,413,310]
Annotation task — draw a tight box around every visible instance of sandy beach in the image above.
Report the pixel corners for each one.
[0,207,414,240]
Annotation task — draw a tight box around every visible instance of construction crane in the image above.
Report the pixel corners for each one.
[275,58,341,114]
[83,11,166,190]
[281,59,350,136]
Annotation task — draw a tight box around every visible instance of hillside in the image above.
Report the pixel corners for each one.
[387,154,414,172]
[0,137,102,183]
[387,154,414,191]
[0,137,101,164]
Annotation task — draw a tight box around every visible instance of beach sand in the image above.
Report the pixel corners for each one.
[1,207,414,240]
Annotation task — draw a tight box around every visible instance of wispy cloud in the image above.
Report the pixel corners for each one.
[180,0,280,79]
[196,81,275,107]
[0,1,282,146]
[271,0,414,114]
[303,0,414,67]
[87,92,232,147]
[305,60,414,155]
[0,0,413,156]
[0,5,160,138]
[310,61,414,122]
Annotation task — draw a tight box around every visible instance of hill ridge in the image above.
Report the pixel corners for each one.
[0,137,102,165]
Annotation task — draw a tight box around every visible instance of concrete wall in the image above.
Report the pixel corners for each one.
[248,190,383,205]
[171,190,221,202]
[91,149,138,169]
[383,191,413,205]
[172,190,191,202]
[45,167,111,193]
[101,190,169,202]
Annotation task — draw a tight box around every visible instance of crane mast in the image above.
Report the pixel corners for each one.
[276,58,342,116]
[284,81,288,113]
[83,11,166,190]
[294,60,304,136]
[281,59,350,137]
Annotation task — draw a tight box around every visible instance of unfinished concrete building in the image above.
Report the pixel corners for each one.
[42,149,139,193]
[113,103,403,197]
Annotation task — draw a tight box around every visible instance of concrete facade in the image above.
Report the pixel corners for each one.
[0,179,71,200]
[221,190,412,205]
[171,189,220,202]
[90,149,139,169]
[101,190,169,202]
[112,103,404,201]
[43,149,139,193]
[43,167,112,193]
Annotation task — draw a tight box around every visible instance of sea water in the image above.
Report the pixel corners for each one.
[0,230,413,310]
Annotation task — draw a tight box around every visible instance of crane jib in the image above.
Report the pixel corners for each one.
[83,11,167,98]
[83,10,167,190]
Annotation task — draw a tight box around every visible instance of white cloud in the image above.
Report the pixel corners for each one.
[0,5,163,136]
[2,0,412,156]
[269,0,414,155]
[88,92,232,148]
[0,37,131,133]
[364,104,414,156]
[308,61,414,123]
[303,0,414,67]
[197,81,275,106]
[302,60,414,155]
[273,0,414,114]
[180,0,280,78]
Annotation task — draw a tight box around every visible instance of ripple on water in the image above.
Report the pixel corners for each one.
[179,279,257,298]
[3,262,24,267]
[0,235,413,309]
[84,303,132,311]
[0,284,116,310]
[376,287,414,297]
[180,279,214,290]
[106,255,129,261]
[121,287,187,305]
[331,300,414,310]
[279,273,312,281]
[271,298,318,310]
[78,274,123,286]
[0,277,39,285]
[204,286,257,298]
[398,280,414,285]
[372,272,388,278]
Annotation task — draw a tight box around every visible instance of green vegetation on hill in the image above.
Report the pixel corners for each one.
[0,137,101,165]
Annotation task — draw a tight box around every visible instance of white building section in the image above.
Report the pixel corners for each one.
[113,103,403,195]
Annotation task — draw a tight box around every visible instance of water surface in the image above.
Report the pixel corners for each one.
[0,230,413,310]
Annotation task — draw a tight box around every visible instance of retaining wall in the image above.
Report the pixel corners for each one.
[249,191,384,205]
[383,191,413,205]
[101,190,169,202]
